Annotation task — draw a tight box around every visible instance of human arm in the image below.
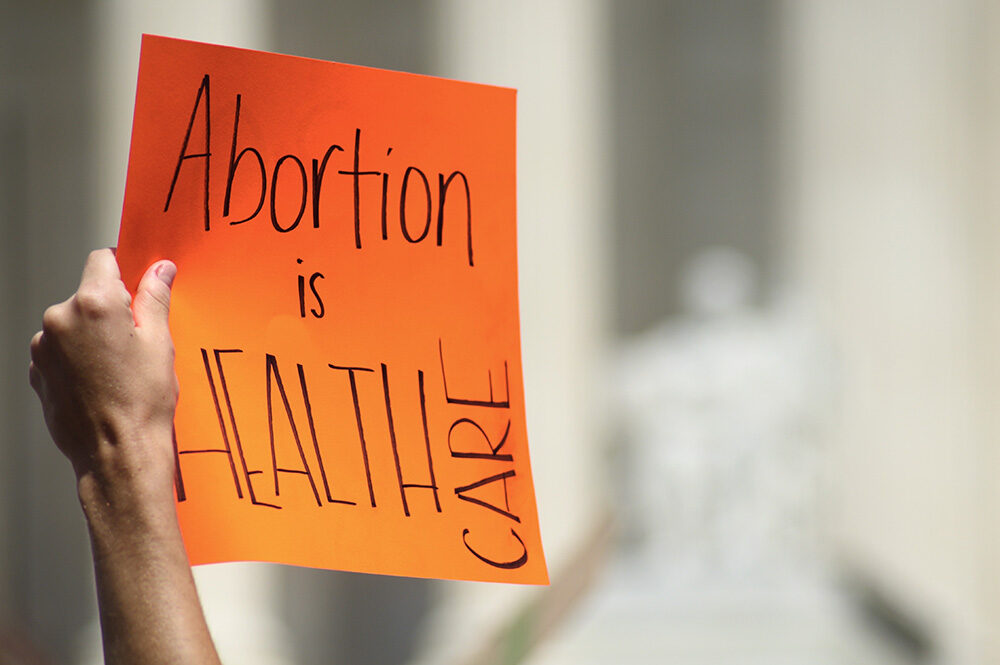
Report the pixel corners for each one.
[29,249,221,665]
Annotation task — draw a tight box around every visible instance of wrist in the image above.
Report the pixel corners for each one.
[75,428,179,536]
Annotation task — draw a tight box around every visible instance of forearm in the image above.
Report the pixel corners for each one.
[78,436,220,665]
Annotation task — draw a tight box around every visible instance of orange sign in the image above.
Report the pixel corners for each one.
[117,35,547,584]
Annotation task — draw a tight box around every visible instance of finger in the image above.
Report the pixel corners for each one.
[29,330,46,366]
[118,281,133,309]
[107,248,132,308]
[132,260,176,330]
[29,361,42,396]
[79,248,121,289]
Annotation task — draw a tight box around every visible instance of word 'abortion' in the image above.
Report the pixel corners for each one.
[174,341,529,570]
[163,74,476,266]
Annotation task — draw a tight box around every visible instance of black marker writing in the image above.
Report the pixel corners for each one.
[295,258,325,318]
[165,75,476,265]
[164,74,211,231]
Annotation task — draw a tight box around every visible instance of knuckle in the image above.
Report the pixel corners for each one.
[73,287,113,318]
[41,304,68,334]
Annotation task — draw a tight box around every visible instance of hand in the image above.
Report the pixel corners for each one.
[29,248,178,498]
[30,249,222,665]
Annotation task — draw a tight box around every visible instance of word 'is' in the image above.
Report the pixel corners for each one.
[164,74,476,266]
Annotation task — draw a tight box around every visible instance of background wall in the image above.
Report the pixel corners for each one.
[0,3,97,659]
[612,0,778,334]
[780,1,997,661]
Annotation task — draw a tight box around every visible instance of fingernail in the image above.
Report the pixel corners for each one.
[155,261,177,287]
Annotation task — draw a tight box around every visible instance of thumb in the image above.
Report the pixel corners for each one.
[132,260,176,329]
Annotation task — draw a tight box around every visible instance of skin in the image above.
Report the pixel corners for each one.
[28,248,221,665]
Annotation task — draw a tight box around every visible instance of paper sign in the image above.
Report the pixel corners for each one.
[116,35,547,584]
